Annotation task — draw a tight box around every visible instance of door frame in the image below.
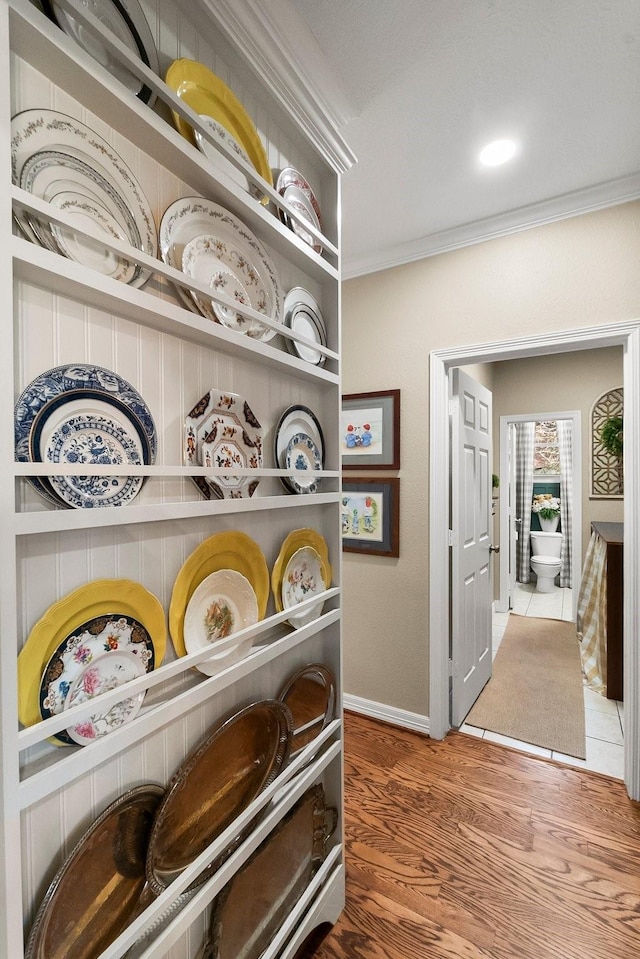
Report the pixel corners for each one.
[497,410,582,617]
[429,321,640,800]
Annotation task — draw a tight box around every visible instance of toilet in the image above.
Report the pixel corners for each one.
[530,531,563,592]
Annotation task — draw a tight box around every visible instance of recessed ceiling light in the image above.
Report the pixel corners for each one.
[479,139,517,167]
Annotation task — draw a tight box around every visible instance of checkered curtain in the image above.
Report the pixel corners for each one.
[515,421,535,583]
[557,419,573,587]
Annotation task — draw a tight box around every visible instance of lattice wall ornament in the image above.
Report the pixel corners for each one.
[590,387,623,498]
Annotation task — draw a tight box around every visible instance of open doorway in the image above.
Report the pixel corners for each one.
[429,320,640,801]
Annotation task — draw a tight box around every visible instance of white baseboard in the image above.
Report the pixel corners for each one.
[343,694,430,735]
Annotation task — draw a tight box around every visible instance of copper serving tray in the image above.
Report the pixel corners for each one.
[203,784,337,959]
[277,663,336,756]
[25,784,164,959]
[145,700,292,894]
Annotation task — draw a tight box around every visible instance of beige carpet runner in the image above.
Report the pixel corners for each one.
[465,614,586,759]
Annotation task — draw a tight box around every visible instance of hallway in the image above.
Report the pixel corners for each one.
[460,584,624,779]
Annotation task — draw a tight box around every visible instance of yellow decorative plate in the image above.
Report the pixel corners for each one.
[165,58,273,204]
[18,579,167,732]
[169,531,269,659]
[271,528,332,616]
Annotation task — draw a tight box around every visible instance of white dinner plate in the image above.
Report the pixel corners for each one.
[42,0,159,105]
[281,546,327,628]
[283,287,327,366]
[12,109,157,286]
[160,197,282,342]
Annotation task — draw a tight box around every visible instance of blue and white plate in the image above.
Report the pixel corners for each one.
[45,413,143,508]
[285,432,322,494]
[15,364,156,508]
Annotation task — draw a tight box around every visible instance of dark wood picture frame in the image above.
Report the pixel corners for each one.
[341,478,400,557]
[341,389,400,469]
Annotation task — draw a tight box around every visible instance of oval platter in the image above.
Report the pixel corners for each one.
[145,699,292,893]
[25,784,164,959]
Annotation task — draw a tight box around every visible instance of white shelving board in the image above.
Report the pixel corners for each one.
[0,1,353,956]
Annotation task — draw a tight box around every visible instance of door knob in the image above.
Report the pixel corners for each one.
[489,545,500,554]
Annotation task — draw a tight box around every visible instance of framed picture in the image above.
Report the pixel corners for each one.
[342,478,400,557]
[341,389,400,469]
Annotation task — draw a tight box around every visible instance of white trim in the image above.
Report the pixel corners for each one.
[344,176,640,279]
[195,0,356,173]
[430,321,640,801]
[343,694,430,736]
[498,411,582,619]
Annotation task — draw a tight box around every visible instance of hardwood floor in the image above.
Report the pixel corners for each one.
[311,712,640,959]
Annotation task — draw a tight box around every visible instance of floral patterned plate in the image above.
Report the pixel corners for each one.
[276,166,323,254]
[284,432,322,494]
[181,233,265,336]
[273,404,324,494]
[183,569,258,675]
[17,579,165,741]
[49,190,136,282]
[270,529,331,628]
[159,197,281,341]
[63,649,146,745]
[281,546,327,628]
[184,388,262,500]
[194,114,268,203]
[39,613,154,746]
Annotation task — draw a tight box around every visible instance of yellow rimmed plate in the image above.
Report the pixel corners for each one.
[169,531,269,659]
[18,579,167,732]
[271,529,332,618]
[165,58,273,205]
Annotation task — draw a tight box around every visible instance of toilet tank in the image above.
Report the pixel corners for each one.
[530,531,562,558]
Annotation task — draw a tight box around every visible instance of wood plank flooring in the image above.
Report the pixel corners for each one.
[310,712,640,959]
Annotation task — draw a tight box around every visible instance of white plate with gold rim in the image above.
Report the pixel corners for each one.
[183,569,258,675]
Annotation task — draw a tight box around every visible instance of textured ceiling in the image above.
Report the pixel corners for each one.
[289,0,640,277]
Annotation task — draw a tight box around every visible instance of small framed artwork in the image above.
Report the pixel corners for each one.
[341,389,400,469]
[342,478,400,557]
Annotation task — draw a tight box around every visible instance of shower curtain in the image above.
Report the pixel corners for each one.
[515,419,573,587]
[515,421,535,583]
[557,419,573,587]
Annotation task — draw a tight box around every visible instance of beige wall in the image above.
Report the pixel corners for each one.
[342,200,640,718]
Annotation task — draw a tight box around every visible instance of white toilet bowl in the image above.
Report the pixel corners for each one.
[530,531,562,593]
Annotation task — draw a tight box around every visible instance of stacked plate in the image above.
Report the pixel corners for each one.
[276,167,323,254]
[12,109,157,286]
[41,0,160,105]
[160,197,282,342]
[274,404,324,494]
[271,529,331,629]
[14,363,157,509]
[168,531,270,669]
[165,58,273,205]
[184,388,262,501]
[283,287,327,367]
[17,579,166,746]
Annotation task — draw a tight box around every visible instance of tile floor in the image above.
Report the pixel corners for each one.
[460,582,625,779]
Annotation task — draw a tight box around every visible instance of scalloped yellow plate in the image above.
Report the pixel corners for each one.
[18,579,166,731]
[169,531,269,659]
[165,58,272,204]
[271,528,332,615]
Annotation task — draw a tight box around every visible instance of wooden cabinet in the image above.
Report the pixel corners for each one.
[0,1,351,955]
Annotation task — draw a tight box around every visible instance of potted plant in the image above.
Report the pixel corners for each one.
[531,494,561,532]
[600,415,623,458]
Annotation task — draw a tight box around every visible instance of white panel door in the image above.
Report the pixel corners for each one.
[450,368,493,727]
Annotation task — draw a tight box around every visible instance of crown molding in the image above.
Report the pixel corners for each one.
[344,172,640,279]
[195,0,356,174]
